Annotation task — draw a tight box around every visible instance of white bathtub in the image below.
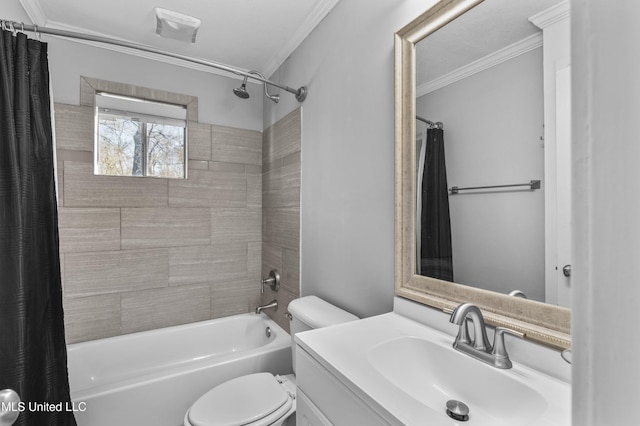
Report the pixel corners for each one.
[67,313,292,426]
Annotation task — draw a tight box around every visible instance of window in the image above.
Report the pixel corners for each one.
[95,92,187,179]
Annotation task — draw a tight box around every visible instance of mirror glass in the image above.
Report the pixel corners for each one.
[413,0,567,306]
[394,0,571,349]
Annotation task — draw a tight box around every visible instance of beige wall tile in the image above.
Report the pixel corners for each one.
[58,208,121,253]
[248,242,262,283]
[282,151,301,168]
[60,253,65,296]
[262,108,301,165]
[54,103,94,152]
[64,249,169,297]
[57,149,93,163]
[282,248,300,295]
[261,109,301,330]
[263,165,300,209]
[246,165,262,209]
[245,165,262,175]
[262,243,283,279]
[122,208,210,249]
[79,77,95,106]
[121,284,211,334]
[91,79,133,98]
[82,77,196,109]
[189,160,209,170]
[208,162,245,173]
[211,209,261,245]
[169,244,247,286]
[168,169,246,208]
[263,207,300,250]
[64,162,168,207]
[139,88,195,107]
[262,167,282,208]
[60,77,278,343]
[188,122,212,161]
[279,161,302,207]
[56,160,64,208]
[186,99,198,122]
[211,283,261,319]
[211,125,262,166]
[64,294,121,343]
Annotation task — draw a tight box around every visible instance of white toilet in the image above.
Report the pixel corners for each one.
[183,296,358,426]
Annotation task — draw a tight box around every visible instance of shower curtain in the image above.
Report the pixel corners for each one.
[419,128,453,281]
[0,29,76,425]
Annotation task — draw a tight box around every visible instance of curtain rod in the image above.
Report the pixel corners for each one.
[416,115,444,129]
[0,19,308,102]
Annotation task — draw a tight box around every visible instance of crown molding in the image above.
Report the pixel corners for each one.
[529,0,570,29]
[18,0,47,25]
[263,0,341,77]
[417,32,543,97]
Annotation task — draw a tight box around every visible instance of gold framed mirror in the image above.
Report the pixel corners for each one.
[394,0,570,349]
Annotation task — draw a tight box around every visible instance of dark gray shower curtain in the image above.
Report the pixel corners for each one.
[0,30,76,426]
[420,128,453,281]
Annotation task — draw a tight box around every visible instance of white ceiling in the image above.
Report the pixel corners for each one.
[416,0,564,91]
[18,0,341,79]
[17,0,565,88]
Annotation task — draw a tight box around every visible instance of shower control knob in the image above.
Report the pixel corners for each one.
[261,269,280,293]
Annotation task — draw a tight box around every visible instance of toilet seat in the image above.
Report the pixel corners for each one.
[186,373,294,426]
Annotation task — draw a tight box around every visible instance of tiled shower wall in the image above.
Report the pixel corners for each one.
[260,108,302,333]
[58,78,263,343]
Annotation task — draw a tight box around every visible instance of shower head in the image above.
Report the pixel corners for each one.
[232,71,280,103]
[233,76,250,99]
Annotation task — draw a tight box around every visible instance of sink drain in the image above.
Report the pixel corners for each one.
[446,399,470,422]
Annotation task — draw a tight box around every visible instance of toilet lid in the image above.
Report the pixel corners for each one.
[188,373,292,426]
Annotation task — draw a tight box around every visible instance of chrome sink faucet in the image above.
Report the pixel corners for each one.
[449,303,524,369]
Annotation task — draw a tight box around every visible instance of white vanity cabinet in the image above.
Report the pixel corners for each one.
[295,343,393,426]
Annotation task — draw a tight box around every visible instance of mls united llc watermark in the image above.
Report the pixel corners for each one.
[1,401,87,413]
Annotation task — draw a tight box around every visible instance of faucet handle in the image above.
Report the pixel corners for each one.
[491,327,525,368]
[495,327,525,341]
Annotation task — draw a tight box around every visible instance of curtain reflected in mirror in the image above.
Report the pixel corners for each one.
[416,119,453,281]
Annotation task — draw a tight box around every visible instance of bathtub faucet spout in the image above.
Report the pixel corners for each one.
[255,299,278,314]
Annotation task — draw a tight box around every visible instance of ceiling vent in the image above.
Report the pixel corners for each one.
[154,8,201,43]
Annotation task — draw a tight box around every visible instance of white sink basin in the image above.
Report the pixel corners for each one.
[295,312,570,425]
[367,336,548,425]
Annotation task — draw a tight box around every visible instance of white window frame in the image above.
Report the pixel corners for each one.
[94,92,188,179]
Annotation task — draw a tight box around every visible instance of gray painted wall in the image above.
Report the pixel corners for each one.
[417,48,545,301]
[264,0,440,318]
[5,0,263,131]
[45,38,263,131]
[571,0,640,423]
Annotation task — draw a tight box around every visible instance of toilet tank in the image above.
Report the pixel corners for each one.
[288,296,358,373]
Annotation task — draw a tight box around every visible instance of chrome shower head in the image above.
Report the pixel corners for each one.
[233,76,250,99]
[232,71,281,103]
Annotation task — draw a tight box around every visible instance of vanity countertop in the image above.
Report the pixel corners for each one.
[295,312,571,426]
